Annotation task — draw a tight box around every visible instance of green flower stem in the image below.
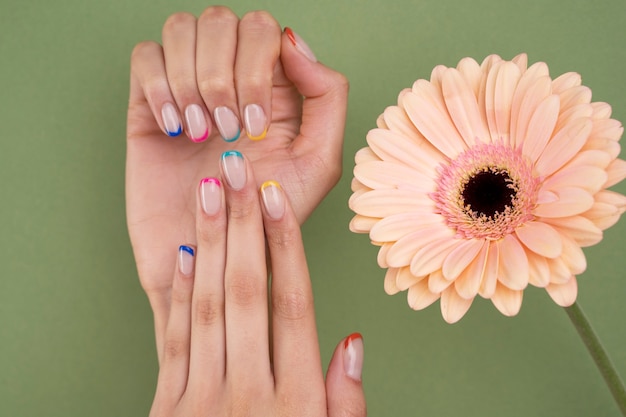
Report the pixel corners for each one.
[565,302,626,416]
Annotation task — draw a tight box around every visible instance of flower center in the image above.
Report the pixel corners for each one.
[432,142,539,240]
[461,169,515,218]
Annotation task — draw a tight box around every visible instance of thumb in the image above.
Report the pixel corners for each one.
[326,333,367,417]
[280,27,349,161]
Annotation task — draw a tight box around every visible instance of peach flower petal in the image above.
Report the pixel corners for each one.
[442,68,489,146]
[491,283,523,317]
[533,187,594,218]
[515,221,563,259]
[442,239,485,280]
[370,212,443,242]
[497,235,529,290]
[544,216,603,247]
[546,277,578,307]
[396,267,426,292]
[407,279,440,310]
[386,225,455,268]
[441,286,474,324]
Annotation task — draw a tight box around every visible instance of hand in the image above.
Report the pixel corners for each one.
[125,6,349,347]
[149,152,365,417]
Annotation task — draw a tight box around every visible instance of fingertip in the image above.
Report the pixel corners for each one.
[284,27,318,63]
[177,244,196,276]
[343,333,364,381]
[326,333,367,417]
[260,180,286,220]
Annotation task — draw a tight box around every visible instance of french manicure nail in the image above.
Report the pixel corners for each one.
[214,106,241,142]
[200,177,222,215]
[244,104,267,141]
[260,180,285,220]
[344,333,364,381]
[185,104,209,142]
[221,150,246,190]
[178,245,195,275]
[161,102,182,137]
[285,27,318,63]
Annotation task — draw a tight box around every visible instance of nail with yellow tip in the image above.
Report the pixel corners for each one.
[244,104,267,141]
[260,180,285,220]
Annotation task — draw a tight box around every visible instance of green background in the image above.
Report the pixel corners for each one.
[2,0,626,415]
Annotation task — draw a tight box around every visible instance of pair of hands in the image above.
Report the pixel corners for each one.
[125,6,365,416]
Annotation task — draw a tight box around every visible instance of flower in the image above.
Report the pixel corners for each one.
[349,53,626,323]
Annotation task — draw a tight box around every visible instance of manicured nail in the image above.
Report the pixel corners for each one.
[243,104,267,141]
[221,151,246,190]
[200,177,222,215]
[214,106,241,142]
[178,245,195,275]
[344,333,364,381]
[285,27,318,63]
[260,180,285,220]
[184,104,209,142]
[161,102,182,137]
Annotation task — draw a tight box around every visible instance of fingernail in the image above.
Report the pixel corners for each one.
[214,106,241,142]
[343,333,364,381]
[221,150,246,190]
[178,245,195,275]
[285,27,318,63]
[243,104,267,141]
[184,104,210,142]
[200,177,222,215]
[161,102,182,137]
[260,180,285,220]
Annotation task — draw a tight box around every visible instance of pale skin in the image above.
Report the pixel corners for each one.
[126,6,349,355]
[126,6,364,416]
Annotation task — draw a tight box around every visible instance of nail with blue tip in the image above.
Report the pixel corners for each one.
[178,245,195,275]
[162,102,182,137]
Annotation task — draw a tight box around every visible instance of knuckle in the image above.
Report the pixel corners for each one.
[240,10,279,32]
[197,76,232,98]
[227,203,256,221]
[163,338,186,361]
[199,5,238,26]
[196,223,223,247]
[130,41,159,64]
[194,295,223,326]
[266,227,298,250]
[227,272,264,308]
[273,289,310,321]
[237,73,271,93]
[170,286,191,305]
[167,76,197,98]
[163,12,196,34]
[334,72,350,94]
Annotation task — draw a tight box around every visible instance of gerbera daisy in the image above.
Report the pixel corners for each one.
[349,53,626,323]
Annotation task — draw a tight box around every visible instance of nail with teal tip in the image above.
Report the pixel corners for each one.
[221,150,243,160]
[222,128,241,143]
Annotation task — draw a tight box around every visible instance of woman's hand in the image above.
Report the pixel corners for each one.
[125,7,349,346]
[149,152,365,417]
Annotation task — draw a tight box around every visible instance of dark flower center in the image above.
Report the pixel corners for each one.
[461,169,515,218]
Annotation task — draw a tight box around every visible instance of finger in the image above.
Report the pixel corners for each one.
[260,181,324,391]
[220,151,271,382]
[186,177,227,391]
[129,41,184,138]
[326,334,367,417]
[152,245,196,408]
[162,12,211,143]
[280,27,349,164]
[235,11,282,141]
[196,6,242,142]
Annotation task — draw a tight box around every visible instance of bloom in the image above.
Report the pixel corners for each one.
[349,53,626,323]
